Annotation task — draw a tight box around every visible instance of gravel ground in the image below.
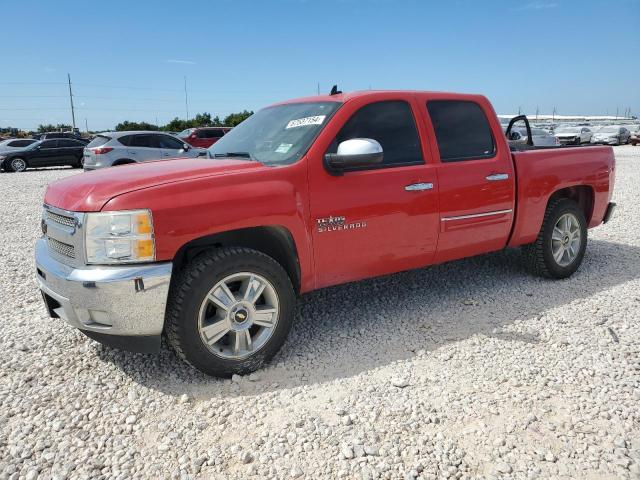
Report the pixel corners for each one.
[1,146,639,480]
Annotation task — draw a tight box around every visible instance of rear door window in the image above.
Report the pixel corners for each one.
[427,100,496,162]
[200,129,225,139]
[59,139,81,147]
[129,135,154,148]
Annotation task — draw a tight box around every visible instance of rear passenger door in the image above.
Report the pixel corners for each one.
[127,135,162,162]
[423,99,516,263]
[58,139,82,164]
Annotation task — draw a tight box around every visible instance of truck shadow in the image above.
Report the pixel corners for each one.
[96,238,640,399]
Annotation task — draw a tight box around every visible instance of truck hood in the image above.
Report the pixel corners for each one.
[44,158,264,212]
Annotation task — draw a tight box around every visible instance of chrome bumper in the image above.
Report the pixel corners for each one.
[35,238,172,352]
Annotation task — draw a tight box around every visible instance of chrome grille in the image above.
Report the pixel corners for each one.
[47,237,76,259]
[46,210,76,228]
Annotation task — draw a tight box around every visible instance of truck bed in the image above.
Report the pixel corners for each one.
[507,145,615,247]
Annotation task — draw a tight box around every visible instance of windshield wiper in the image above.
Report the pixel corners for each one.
[213,152,253,159]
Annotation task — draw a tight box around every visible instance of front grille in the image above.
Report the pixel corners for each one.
[46,210,76,228]
[47,237,75,259]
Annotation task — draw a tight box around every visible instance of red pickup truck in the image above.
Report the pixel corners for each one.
[36,90,616,377]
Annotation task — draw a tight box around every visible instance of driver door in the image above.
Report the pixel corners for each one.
[307,97,439,289]
[30,139,60,167]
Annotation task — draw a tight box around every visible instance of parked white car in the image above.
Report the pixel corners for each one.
[83,131,206,171]
[0,138,37,153]
[590,126,631,145]
[554,126,593,145]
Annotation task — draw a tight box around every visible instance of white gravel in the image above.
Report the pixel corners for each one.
[1,147,639,480]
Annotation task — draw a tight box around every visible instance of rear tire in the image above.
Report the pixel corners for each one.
[165,247,296,377]
[522,198,587,279]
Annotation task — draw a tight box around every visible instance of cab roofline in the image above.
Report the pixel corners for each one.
[266,90,487,108]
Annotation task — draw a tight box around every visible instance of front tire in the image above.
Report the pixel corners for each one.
[9,157,27,172]
[522,198,587,279]
[165,247,295,377]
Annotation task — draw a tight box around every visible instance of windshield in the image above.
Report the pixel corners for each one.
[531,129,547,136]
[178,128,195,137]
[556,127,581,133]
[208,101,341,166]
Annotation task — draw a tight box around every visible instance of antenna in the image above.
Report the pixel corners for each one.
[329,85,342,96]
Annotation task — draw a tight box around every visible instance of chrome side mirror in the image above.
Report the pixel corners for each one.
[324,138,383,175]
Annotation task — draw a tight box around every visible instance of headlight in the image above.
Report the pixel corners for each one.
[85,209,155,264]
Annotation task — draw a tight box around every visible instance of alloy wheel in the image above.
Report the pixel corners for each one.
[198,272,280,360]
[11,158,26,172]
[551,213,582,267]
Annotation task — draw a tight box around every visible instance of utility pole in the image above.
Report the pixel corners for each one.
[317,82,320,95]
[85,118,88,133]
[184,76,189,121]
[615,107,618,120]
[156,116,159,130]
[67,73,76,130]
[552,107,556,122]
[535,106,539,121]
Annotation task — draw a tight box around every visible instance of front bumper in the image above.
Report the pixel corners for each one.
[35,238,172,353]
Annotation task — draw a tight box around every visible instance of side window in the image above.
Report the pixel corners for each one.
[427,100,495,162]
[157,135,184,149]
[40,140,58,148]
[206,129,225,139]
[118,135,132,147]
[129,135,153,148]
[59,139,79,147]
[333,100,423,167]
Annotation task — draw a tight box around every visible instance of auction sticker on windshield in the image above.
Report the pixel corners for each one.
[285,115,326,129]
[275,143,293,153]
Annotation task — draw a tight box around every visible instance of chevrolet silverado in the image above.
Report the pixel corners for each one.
[36,90,616,377]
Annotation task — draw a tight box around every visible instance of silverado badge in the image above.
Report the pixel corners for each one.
[316,216,367,233]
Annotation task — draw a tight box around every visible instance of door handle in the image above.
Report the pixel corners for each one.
[486,173,509,181]
[405,182,434,191]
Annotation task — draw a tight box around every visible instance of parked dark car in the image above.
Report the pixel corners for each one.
[178,127,231,148]
[32,132,89,144]
[0,138,86,172]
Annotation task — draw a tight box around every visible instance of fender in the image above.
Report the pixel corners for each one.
[101,160,316,292]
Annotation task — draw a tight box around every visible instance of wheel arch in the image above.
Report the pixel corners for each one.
[112,158,136,166]
[172,225,301,294]
[547,185,594,224]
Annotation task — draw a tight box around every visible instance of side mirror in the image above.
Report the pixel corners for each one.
[324,138,383,175]
[183,143,191,151]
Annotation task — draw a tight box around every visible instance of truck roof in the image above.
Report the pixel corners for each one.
[269,90,486,107]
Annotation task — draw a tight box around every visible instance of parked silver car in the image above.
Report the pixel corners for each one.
[590,126,631,145]
[0,138,37,153]
[554,126,593,145]
[508,127,558,146]
[83,131,206,171]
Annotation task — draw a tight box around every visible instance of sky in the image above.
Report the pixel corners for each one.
[1,0,638,131]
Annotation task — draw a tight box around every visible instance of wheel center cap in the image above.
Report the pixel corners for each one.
[233,308,249,324]
[563,235,570,245]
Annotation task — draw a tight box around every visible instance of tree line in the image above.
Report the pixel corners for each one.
[114,111,253,132]
[1,110,253,137]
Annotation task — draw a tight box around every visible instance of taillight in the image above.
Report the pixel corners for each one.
[92,147,113,155]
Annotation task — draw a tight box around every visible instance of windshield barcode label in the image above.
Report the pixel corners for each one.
[285,115,326,129]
